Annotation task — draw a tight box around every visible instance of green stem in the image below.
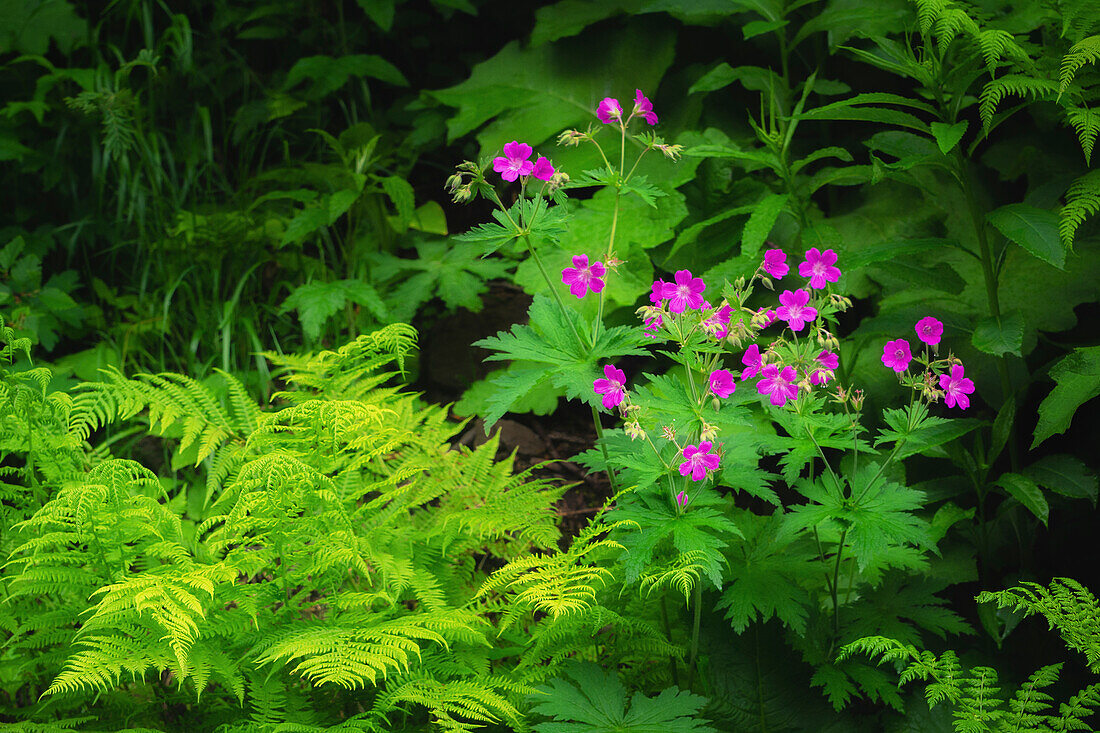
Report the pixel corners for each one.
[526,235,588,348]
[828,528,848,658]
[686,579,702,688]
[660,595,680,687]
[590,404,620,493]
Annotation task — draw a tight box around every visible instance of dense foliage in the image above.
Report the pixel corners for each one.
[1,0,1098,730]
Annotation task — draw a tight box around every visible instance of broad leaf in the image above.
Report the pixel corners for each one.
[987,203,1065,270]
[995,473,1049,525]
[972,311,1024,357]
[929,120,968,154]
[1032,346,1100,447]
[1021,454,1098,506]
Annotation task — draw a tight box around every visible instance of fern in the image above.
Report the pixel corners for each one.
[1066,106,1099,164]
[1060,170,1100,248]
[978,75,1061,129]
[1060,35,1100,94]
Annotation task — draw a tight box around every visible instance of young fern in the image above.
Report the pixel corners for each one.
[841,578,1100,732]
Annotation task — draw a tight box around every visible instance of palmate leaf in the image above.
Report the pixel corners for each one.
[529,661,716,733]
[472,294,650,427]
[781,464,931,573]
[1032,345,1100,447]
[717,509,816,635]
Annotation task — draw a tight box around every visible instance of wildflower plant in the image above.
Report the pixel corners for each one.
[446,93,1011,708]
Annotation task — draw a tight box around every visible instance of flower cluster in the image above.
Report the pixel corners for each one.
[598,89,659,126]
[880,316,975,409]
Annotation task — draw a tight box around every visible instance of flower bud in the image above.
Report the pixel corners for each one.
[851,389,865,411]
[557,129,587,147]
[760,276,773,291]
[661,425,676,442]
[547,171,570,192]
[625,420,646,440]
[701,422,718,442]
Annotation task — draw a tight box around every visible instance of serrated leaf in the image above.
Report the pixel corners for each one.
[929,120,968,154]
[987,204,1065,270]
[743,19,788,40]
[995,473,1049,525]
[989,396,1015,464]
[1021,454,1098,506]
[972,311,1024,357]
[1032,346,1100,447]
[741,193,788,259]
[381,176,416,231]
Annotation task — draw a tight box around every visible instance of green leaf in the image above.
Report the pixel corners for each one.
[1032,346,1100,447]
[972,311,1024,357]
[740,193,788,259]
[995,473,1049,525]
[743,19,788,40]
[408,201,448,235]
[281,280,387,340]
[381,175,416,231]
[875,405,984,460]
[929,120,968,154]
[530,0,643,46]
[355,0,395,31]
[280,207,330,247]
[428,23,675,155]
[987,204,1066,270]
[282,54,407,99]
[989,396,1015,464]
[1021,454,1098,506]
[530,661,717,733]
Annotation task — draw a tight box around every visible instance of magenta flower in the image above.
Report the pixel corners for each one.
[597,97,623,125]
[763,249,789,279]
[679,441,721,482]
[757,308,777,328]
[675,490,688,508]
[593,364,627,409]
[561,254,606,298]
[757,364,799,406]
[741,344,763,380]
[915,316,944,346]
[650,279,668,305]
[662,270,706,314]
[799,248,841,289]
[632,89,658,125]
[492,141,535,182]
[810,349,839,386]
[709,369,736,398]
[775,289,818,332]
[531,156,555,181]
[939,364,975,410]
[881,339,912,372]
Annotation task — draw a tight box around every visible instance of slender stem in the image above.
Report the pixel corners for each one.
[660,595,680,687]
[590,404,619,493]
[686,579,702,688]
[828,528,848,657]
[525,235,587,348]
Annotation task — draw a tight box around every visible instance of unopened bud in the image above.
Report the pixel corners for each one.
[557,129,587,147]
[760,276,773,291]
[625,420,646,440]
[661,425,676,442]
[654,143,684,161]
[851,389,865,411]
[701,422,718,442]
[548,171,570,191]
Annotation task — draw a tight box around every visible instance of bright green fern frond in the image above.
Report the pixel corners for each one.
[1061,170,1100,248]
[914,0,952,37]
[979,75,1061,128]
[45,632,170,696]
[372,675,531,733]
[638,550,707,603]
[976,29,1025,76]
[1066,106,1099,164]
[0,313,32,364]
[1061,35,1100,94]
[934,7,981,55]
[1007,663,1060,728]
[214,367,263,435]
[977,577,1100,673]
[252,614,458,690]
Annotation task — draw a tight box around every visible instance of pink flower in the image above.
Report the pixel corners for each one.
[662,270,706,314]
[492,141,535,182]
[679,441,721,481]
[650,279,668,305]
[593,364,627,409]
[763,249,788,279]
[810,349,839,386]
[881,339,912,372]
[775,289,818,332]
[531,156,555,181]
[915,316,944,346]
[709,369,736,398]
[757,364,799,406]
[561,254,606,298]
[675,490,688,508]
[798,248,841,289]
[939,364,975,410]
[741,344,763,380]
[632,89,658,125]
[597,97,623,125]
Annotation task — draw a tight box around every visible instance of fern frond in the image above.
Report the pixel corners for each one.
[914,0,952,37]
[1066,106,1099,164]
[979,75,1060,128]
[1061,35,1100,94]
[638,550,707,603]
[1061,170,1100,248]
